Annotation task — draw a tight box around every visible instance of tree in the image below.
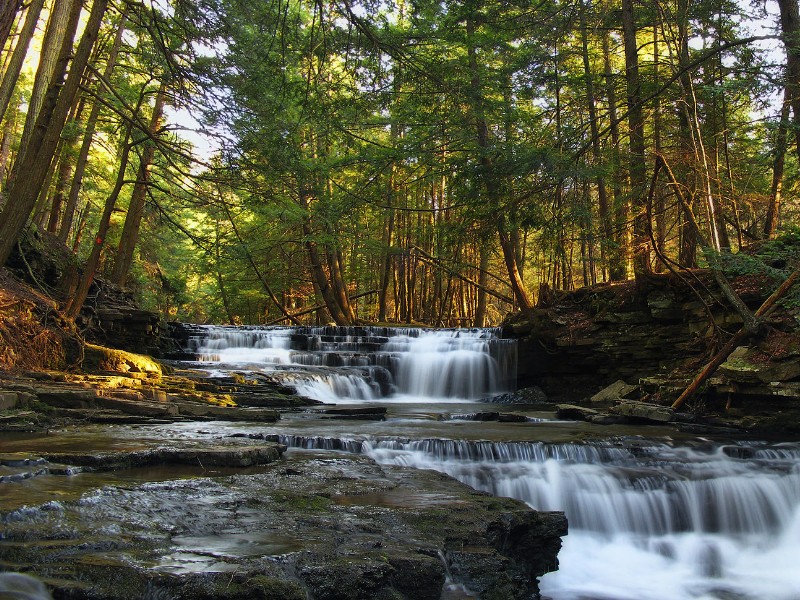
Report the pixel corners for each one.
[0,0,109,268]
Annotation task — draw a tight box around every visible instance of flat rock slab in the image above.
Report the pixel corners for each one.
[590,380,639,404]
[39,444,286,470]
[610,400,675,423]
[556,404,599,421]
[0,452,566,600]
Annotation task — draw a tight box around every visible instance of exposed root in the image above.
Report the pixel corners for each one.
[0,269,83,372]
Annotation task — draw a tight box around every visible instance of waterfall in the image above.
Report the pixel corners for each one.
[257,433,800,600]
[187,325,516,402]
[181,323,800,598]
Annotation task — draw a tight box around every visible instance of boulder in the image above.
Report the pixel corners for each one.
[83,344,163,378]
[610,400,674,423]
[719,345,800,384]
[590,380,638,404]
[556,404,599,421]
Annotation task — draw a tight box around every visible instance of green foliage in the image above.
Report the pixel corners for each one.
[717,229,800,309]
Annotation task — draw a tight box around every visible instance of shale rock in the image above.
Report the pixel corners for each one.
[556,404,599,421]
[0,451,567,600]
[610,400,674,423]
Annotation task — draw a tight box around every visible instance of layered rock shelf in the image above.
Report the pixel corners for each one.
[0,443,566,600]
[504,275,800,412]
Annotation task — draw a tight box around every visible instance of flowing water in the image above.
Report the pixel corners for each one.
[180,325,800,600]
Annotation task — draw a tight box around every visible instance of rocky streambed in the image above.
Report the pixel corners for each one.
[1,427,565,600]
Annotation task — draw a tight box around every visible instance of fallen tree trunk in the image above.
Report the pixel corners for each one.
[671,267,800,410]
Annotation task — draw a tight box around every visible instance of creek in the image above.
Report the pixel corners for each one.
[180,325,800,600]
[4,326,800,599]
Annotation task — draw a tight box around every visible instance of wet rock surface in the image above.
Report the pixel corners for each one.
[0,448,566,600]
[0,362,317,431]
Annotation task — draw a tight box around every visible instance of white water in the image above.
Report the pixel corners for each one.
[257,433,800,600]
[186,325,800,599]
[189,325,515,402]
[362,439,800,600]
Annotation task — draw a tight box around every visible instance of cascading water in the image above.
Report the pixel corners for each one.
[181,325,800,599]
[187,325,516,403]
[259,433,800,600]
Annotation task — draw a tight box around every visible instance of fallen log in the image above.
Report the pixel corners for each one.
[671,268,800,410]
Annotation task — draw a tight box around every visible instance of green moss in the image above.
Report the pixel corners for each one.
[247,575,306,600]
[273,492,331,512]
[83,344,163,378]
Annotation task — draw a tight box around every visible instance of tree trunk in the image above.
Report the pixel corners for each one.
[466,10,534,310]
[765,86,790,239]
[59,9,127,244]
[602,30,627,280]
[0,0,108,268]
[621,0,650,278]
[214,219,235,324]
[676,0,698,268]
[0,0,45,123]
[498,228,534,310]
[16,0,82,164]
[111,84,167,286]
[0,0,23,53]
[778,0,800,165]
[580,0,612,280]
[65,124,132,319]
[0,117,13,187]
[473,241,490,327]
[298,188,353,325]
[652,23,667,269]
[46,144,77,233]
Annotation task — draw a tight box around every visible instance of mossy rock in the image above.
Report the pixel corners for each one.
[83,344,163,378]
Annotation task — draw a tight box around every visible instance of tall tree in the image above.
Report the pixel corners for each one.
[0,0,108,267]
[111,84,168,286]
[0,0,46,123]
[621,0,650,276]
[15,0,82,163]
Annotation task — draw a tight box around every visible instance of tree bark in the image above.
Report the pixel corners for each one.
[59,9,128,244]
[16,0,81,164]
[0,0,108,268]
[0,0,45,123]
[0,0,23,53]
[765,86,790,239]
[111,84,167,286]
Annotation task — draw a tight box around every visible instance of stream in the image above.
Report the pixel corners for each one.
[181,325,800,600]
[5,325,800,599]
